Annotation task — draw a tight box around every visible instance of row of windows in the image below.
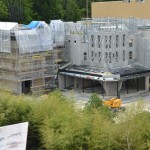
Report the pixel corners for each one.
[90,35,133,48]
[68,36,133,48]
[83,51,133,62]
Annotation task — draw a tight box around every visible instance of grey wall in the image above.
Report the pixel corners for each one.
[67,30,136,69]
[137,31,150,68]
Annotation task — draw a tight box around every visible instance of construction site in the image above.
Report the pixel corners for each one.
[1,1,150,98]
[58,17,150,98]
[0,21,67,94]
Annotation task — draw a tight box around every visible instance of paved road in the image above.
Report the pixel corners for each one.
[62,90,150,109]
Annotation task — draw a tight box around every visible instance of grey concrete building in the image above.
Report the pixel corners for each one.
[58,18,150,97]
[0,21,64,94]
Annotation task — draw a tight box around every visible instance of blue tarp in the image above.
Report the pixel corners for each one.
[23,21,44,29]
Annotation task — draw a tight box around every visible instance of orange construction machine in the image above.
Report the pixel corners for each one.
[103,98,122,109]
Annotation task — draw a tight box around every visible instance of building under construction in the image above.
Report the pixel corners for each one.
[58,18,150,97]
[0,21,66,94]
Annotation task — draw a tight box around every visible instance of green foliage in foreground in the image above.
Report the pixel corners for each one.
[0,91,150,150]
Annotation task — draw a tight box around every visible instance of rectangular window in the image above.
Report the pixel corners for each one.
[123,50,125,61]
[91,35,94,47]
[98,52,101,62]
[105,36,108,49]
[123,34,125,47]
[129,39,133,47]
[105,52,108,63]
[84,52,87,60]
[116,51,118,62]
[116,35,119,48]
[98,35,101,48]
[109,36,111,48]
[91,51,94,57]
[109,52,111,63]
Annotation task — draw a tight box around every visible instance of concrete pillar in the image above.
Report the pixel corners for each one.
[102,81,118,96]
[118,81,122,91]
[145,76,149,91]
[58,74,65,90]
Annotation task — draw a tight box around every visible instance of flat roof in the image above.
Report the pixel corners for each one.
[59,63,150,81]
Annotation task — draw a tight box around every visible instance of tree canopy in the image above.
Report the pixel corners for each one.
[0,0,121,23]
[0,91,150,150]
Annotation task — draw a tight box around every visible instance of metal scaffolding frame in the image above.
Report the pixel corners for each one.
[0,22,64,94]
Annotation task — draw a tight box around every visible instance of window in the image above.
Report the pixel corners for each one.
[91,51,94,61]
[129,51,132,59]
[105,52,108,63]
[109,52,111,63]
[116,35,119,48]
[123,34,125,47]
[116,51,118,62]
[91,35,94,42]
[113,53,115,58]
[11,36,16,41]
[123,50,125,61]
[91,35,94,47]
[129,39,133,47]
[91,51,94,57]
[109,36,111,48]
[84,52,87,60]
[98,35,101,48]
[98,52,101,62]
[105,36,108,49]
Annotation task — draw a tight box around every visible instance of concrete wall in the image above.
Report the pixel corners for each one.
[92,2,150,19]
[67,35,82,66]
[137,31,150,67]
[67,30,136,68]
[58,74,65,90]
[103,81,118,96]
[0,79,22,94]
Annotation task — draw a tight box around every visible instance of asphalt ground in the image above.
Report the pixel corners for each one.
[62,90,150,109]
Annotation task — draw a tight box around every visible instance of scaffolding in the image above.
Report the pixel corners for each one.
[65,18,138,34]
[0,21,61,94]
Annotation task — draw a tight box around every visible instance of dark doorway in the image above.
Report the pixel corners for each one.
[22,80,31,94]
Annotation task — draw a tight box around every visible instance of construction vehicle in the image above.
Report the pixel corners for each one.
[103,98,125,111]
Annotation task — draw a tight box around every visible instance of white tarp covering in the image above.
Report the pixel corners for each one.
[0,30,10,53]
[15,21,53,53]
[50,20,65,47]
[0,22,18,53]
[0,122,28,150]
[0,22,18,31]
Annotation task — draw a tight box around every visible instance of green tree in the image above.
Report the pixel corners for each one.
[4,0,33,23]
[0,1,8,21]
[62,0,81,21]
[32,0,64,23]
[113,104,150,150]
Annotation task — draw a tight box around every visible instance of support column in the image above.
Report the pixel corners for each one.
[82,78,84,92]
[145,76,149,91]
[102,81,119,96]
[58,74,65,90]
[137,78,139,92]
[92,80,94,93]
[64,75,66,89]
[126,80,129,94]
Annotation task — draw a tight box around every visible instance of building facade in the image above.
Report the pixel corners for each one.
[92,1,150,19]
[58,18,150,97]
[0,21,64,94]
